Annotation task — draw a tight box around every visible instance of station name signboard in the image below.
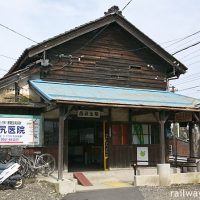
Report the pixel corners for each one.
[175,112,192,122]
[0,115,42,146]
[77,110,100,118]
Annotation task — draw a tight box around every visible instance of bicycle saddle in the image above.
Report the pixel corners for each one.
[34,151,41,155]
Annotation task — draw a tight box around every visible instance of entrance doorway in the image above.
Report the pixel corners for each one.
[68,120,103,171]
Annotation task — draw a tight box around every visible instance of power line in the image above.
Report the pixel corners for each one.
[172,41,200,55]
[175,77,200,86]
[167,35,200,52]
[174,71,200,81]
[0,54,17,60]
[187,60,200,66]
[0,68,8,72]
[0,23,39,44]
[178,85,200,91]
[181,54,200,62]
[122,0,133,11]
[178,48,200,60]
[127,29,200,54]
[164,30,200,49]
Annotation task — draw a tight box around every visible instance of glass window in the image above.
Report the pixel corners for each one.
[132,123,159,144]
[171,123,189,141]
[44,120,59,145]
[112,124,128,145]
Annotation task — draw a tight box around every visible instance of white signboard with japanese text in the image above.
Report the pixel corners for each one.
[137,147,148,165]
[0,115,42,146]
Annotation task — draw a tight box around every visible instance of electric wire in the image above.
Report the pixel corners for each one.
[122,0,133,11]
[164,30,200,49]
[0,20,200,66]
[178,48,200,60]
[167,35,200,52]
[0,23,39,44]
[180,54,200,62]
[0,68,8,72]
[175,77,200,86]
[172,41,200,55]
[0,54,17,61]
[178,85,200,92]
[187,60,200,66]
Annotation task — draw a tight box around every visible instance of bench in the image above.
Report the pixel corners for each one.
[168,155,197,172]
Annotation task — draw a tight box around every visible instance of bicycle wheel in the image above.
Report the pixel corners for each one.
[35,154,55,176]
[24,157,36,178]
[18,157,29,177]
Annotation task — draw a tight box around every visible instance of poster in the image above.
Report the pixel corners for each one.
[0,115,42,146]
[137,147,148,165]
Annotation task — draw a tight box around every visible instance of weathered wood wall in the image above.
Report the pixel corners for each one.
[41,23,170,90]
[109,144,160,168]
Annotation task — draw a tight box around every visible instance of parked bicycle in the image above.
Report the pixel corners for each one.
[25,150,56,178]
[2,146,56,178]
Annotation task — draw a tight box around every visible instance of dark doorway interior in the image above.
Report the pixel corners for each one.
[68,120,103,172]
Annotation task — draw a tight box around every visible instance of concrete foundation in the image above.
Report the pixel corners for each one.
[157,164,171,186]
[136,167,157,175]
[136,167,180,175]
[55,179,76,195]
[171,172,200,185]
[134,175,159,186]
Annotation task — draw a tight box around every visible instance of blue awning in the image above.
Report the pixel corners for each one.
[29,80,200,111]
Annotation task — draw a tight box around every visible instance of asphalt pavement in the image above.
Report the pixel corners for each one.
[62,187,144,200]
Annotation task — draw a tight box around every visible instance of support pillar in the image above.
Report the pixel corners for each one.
[58,106,65,181]
[157,163,171,186]
[160,121,165,163]
[158,111,169,164]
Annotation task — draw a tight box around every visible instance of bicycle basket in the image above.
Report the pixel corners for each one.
[0,148,9,161]
[10,146,23,156]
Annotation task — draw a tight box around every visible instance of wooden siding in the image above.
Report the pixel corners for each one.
[41,23,170,90]
[109,144,160,168]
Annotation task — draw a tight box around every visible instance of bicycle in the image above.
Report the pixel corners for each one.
[23,150,56,178]
[1,146,29,177]
[4,146,56,178]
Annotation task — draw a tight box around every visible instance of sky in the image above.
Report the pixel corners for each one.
[0,0,200,98]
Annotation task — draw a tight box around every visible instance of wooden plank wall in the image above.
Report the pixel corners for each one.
[109,144,160,168]
[42,23,169,90]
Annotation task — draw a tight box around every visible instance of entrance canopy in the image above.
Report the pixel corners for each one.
[29,80,200,111]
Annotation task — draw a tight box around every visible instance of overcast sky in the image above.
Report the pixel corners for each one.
[0,0,200,98]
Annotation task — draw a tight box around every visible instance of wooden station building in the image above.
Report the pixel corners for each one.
[0,6,200,179]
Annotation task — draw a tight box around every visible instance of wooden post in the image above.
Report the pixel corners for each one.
[158,111,169,164]
[160,120,165,163]
[58,106,65,181]
[64,119,68,171]
[189,122,193,158]
[128,109,132,144]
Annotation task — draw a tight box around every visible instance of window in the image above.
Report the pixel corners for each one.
[44,120,59,145]
[170,123,189,141]
[132,123,159,144]
[112,124,128,145]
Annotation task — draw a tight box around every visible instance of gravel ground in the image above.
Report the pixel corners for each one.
[139,184,200,200]
[0,181,62,200]
[0,182,200,200]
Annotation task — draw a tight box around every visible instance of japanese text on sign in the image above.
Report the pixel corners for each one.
[0,115,42,146]
[77,110,100,118]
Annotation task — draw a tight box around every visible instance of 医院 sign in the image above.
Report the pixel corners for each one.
[0,115,42,146]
